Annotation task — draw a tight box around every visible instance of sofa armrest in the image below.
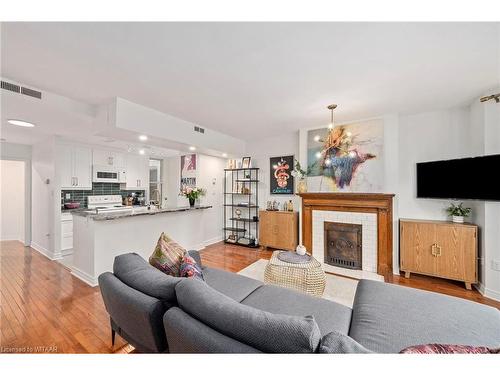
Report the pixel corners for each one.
[98,272,168,352]
[188,250,203,268]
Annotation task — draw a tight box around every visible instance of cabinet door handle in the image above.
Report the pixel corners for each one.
[431,243,442,257]
[435,244,442,257]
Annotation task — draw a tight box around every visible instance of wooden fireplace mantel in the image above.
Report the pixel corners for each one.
[298,193,395,278]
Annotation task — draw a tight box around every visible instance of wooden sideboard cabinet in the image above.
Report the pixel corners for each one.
[259,210,299,251]
[400,219,478,290]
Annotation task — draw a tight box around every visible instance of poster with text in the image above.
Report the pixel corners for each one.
[270,155,294,194]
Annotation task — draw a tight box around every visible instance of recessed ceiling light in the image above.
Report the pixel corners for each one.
[7,119,35,127]
[139,149,145,155]
[139,135,148,141]
[222,153,228,157]
[189,146,196,151]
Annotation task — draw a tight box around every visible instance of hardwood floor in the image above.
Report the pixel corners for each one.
[0,240,131,353]
[1,240,498,354]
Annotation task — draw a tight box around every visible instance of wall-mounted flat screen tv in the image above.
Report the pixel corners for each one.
[416,154,500,201]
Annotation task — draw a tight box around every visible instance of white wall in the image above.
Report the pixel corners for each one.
[246,132,300,211]
[31,138,57,258]
[163,153,226,246]
[0,160,25,241]
[197,154,226,245]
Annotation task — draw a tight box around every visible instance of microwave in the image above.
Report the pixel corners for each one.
[93,165,126,183]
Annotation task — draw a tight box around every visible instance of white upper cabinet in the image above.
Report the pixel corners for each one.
[58,144,93,190]
[125,154,149,190]
[93,149,125,168]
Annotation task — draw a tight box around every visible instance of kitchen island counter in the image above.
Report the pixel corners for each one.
[71,204,215,286]
[72,205,212,220]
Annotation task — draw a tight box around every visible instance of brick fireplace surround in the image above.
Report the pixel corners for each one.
[299,193,395,278]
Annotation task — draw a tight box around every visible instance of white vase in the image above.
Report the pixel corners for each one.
[296,244,307,256]
[452,215,465,223]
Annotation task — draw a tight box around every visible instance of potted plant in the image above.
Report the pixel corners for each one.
[291,159,312,194]
[180,186,205,207]
[446,202,472,223]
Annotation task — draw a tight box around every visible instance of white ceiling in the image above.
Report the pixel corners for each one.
[1,22,499,141]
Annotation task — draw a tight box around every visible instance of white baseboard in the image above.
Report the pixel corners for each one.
[70,266,98,287]
[484,287,500,302]
[61,248,73,257]
[203,236,223,247]
[474,282,500,302]
[30,241,62,260]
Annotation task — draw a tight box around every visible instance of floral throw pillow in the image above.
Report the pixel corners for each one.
[149,232,187,277]
[400,344,500,354]
[179,254,204,281]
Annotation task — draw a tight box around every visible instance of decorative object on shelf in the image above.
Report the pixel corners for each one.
[292,159,311,194]
[235,208,242,219]
[296,244,307,256]
[241,156,252,169]
[306,104,383,192]
[446,202,472,223]
[270,155,294,194]
[227,159,237,169]
[227,234,237,243]
[287,199,294,212]
[179,186,205,207]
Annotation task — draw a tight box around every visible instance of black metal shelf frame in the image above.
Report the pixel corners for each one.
[223,167,259,248]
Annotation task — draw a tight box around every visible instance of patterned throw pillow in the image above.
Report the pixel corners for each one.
[149,233,187,277]
[400,344,500,354]
[179,254,204,281]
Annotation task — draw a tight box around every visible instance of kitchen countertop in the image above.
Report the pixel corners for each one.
[71,205,212,221]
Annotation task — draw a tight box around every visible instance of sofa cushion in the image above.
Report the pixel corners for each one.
[149,232,187,277]
[400,343,500,354]
[203,267,263,302]
[113,253,180,304]
[175,278,322,353]
[349,280,500,353]
[319,331,372,354]
[179,254,204,281]
[241,284,352,336]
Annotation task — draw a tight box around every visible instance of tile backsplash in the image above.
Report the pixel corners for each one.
[61,183,145,208]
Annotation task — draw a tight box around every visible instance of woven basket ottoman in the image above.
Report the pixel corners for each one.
[264,251,326,297]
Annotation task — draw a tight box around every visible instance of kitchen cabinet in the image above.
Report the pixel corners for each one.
[124,154,149,190]
[59,144,92,190]
[61,212,73,251]
[93,149,125,168]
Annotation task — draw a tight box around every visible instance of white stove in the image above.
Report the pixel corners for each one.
[86,195,132,214]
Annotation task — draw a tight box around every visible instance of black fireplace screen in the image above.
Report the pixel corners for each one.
[324,222,362,270]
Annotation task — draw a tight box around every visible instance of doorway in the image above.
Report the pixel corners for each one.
[0,159,27,244]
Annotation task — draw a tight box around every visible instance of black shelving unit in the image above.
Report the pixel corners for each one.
[223,167,259,248]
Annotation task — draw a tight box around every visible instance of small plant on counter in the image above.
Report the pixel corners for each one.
[291,159,313,194]
[446,202,471,223]
[180,186,206,207]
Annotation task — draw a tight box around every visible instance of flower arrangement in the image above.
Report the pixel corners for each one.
[291,159,312,179]
[445,202,471,223]
[180,186,205,207]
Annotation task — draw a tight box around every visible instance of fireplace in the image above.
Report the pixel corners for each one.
[324,222,362,270]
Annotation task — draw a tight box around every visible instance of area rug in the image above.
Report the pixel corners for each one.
[237,259,381,307]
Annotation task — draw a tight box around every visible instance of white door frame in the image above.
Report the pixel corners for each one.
[0,157,32,246]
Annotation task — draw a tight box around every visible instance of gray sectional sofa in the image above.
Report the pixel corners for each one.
[98,251,500,353]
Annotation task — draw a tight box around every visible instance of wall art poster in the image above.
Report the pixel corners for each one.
[180,154,197,188]
[270,155,294,194]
